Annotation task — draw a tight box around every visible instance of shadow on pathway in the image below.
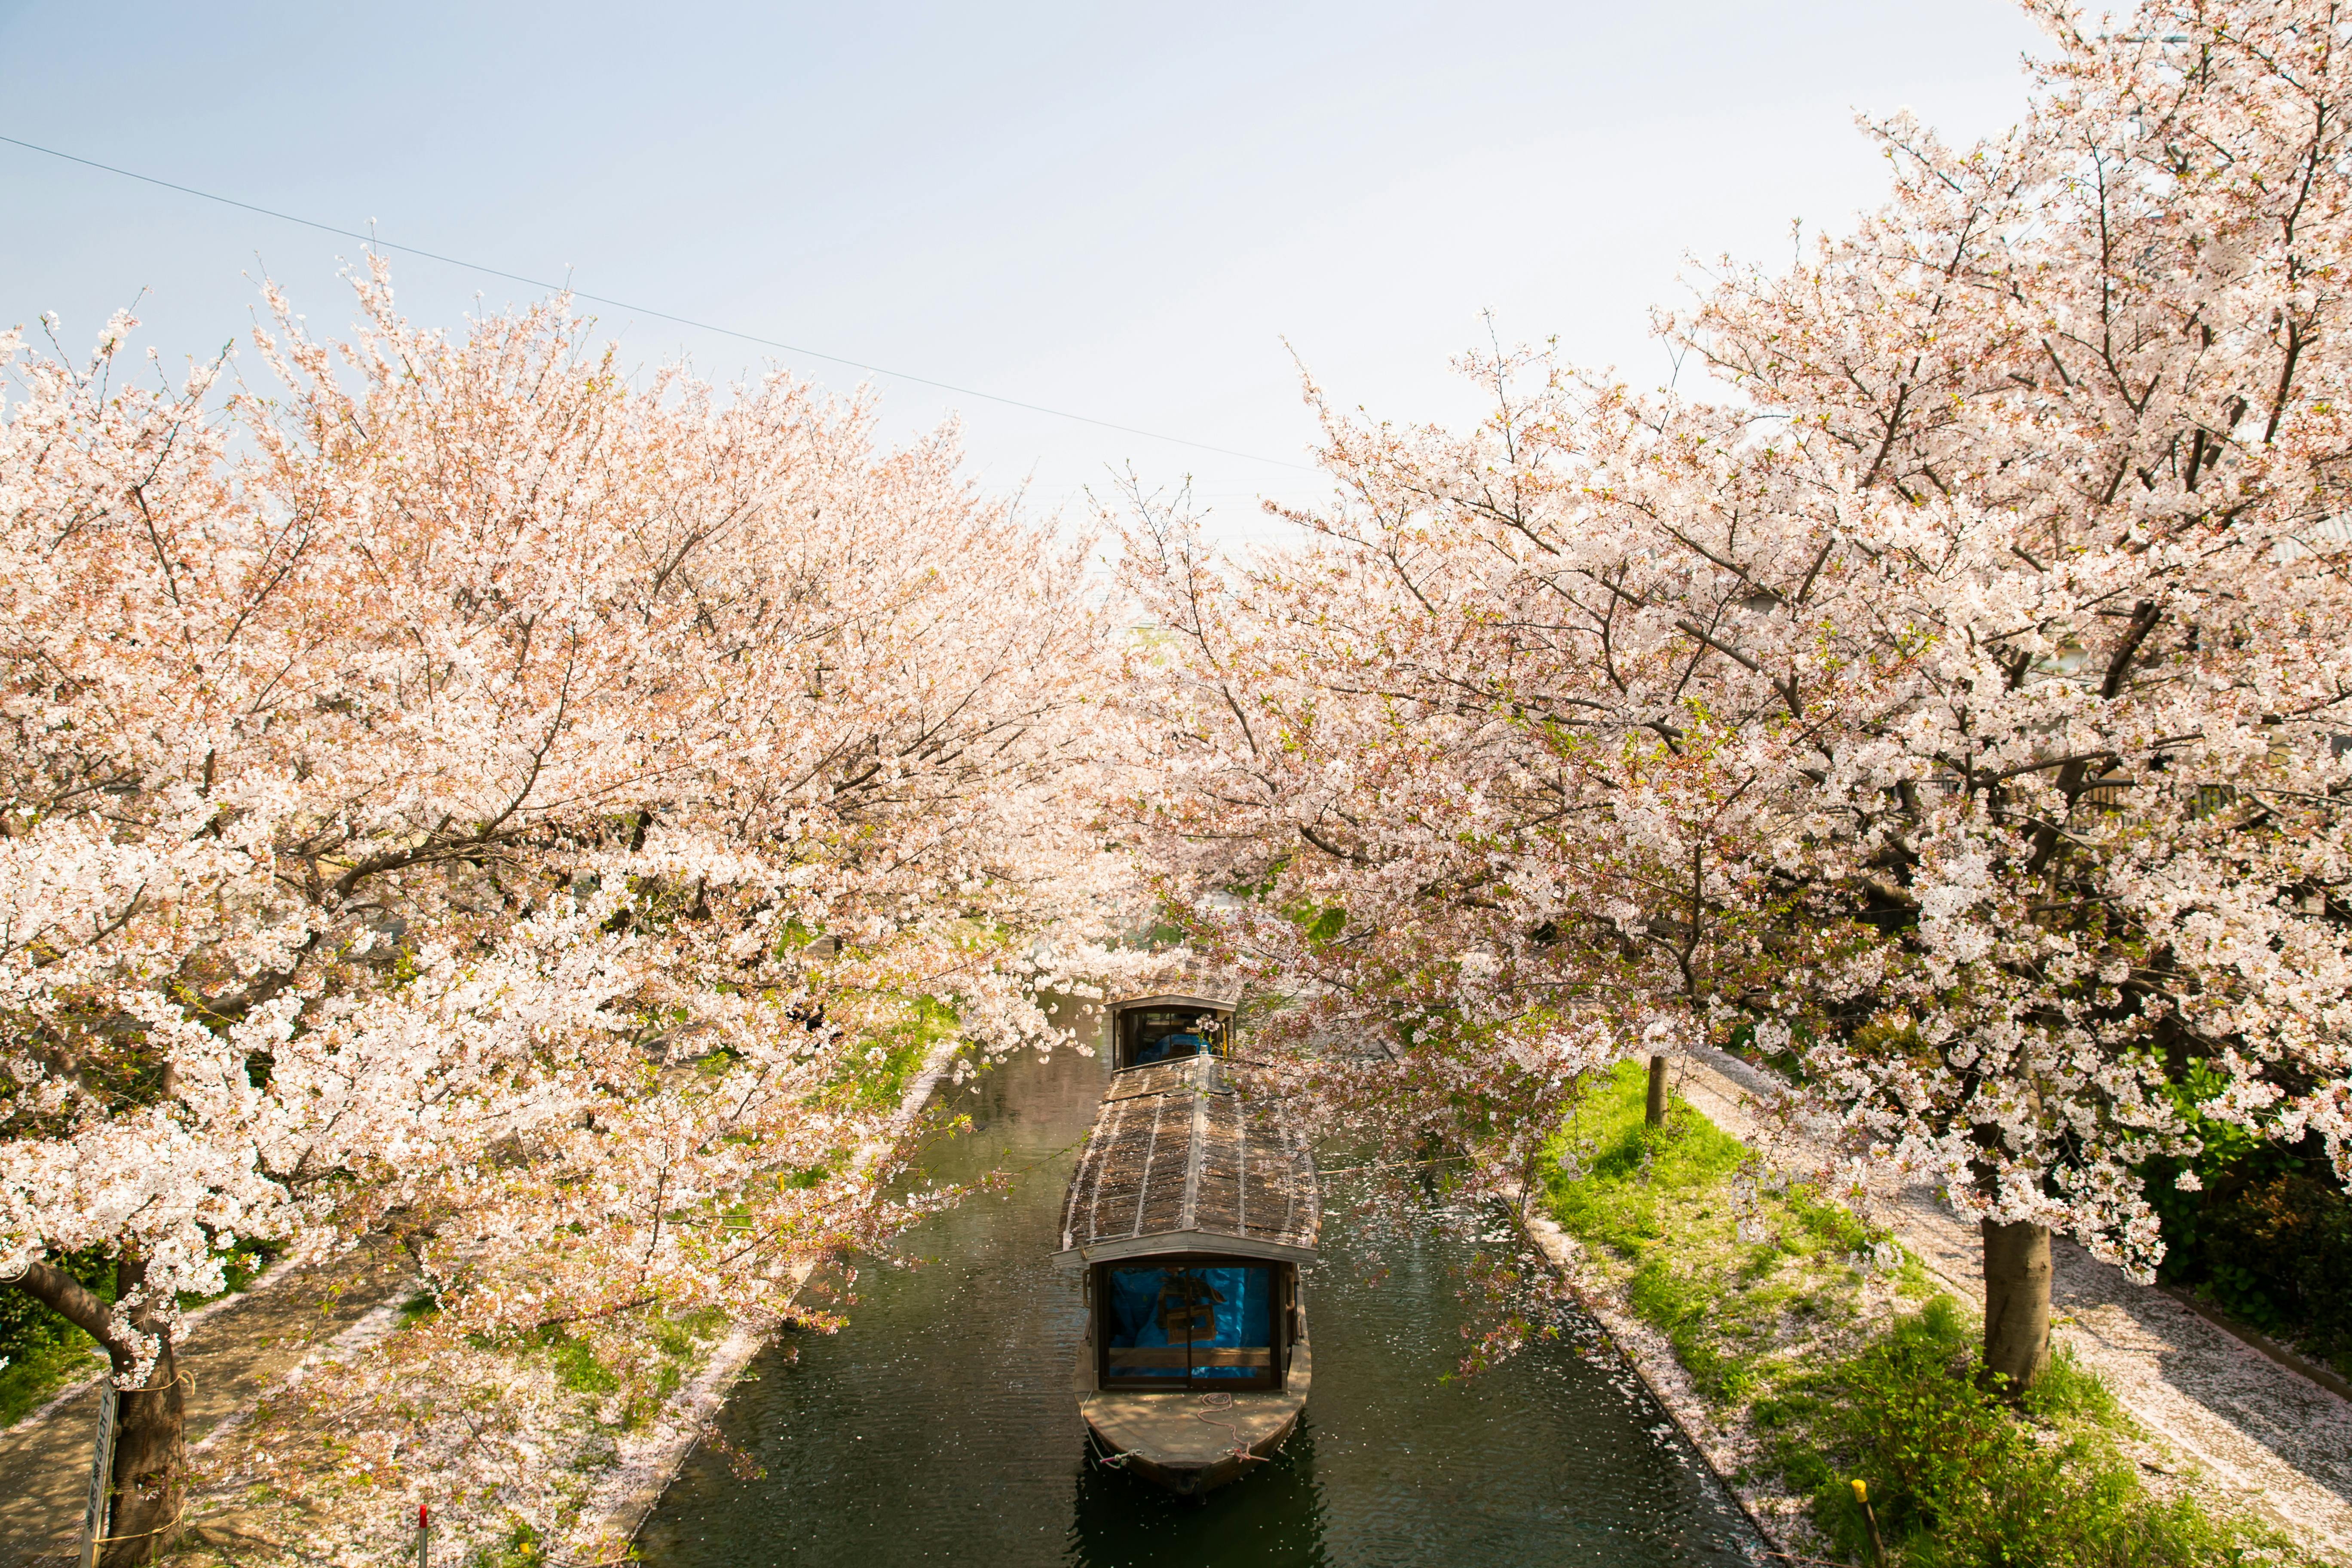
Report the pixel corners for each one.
[0,1242,414,1568]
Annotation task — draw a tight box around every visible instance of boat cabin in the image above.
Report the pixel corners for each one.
[1106,992,1235,1072]
[1054,1053,1318,1393]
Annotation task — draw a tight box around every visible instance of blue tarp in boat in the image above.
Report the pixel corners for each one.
[1132,1029,1209,1065]
[1105,1264,1270,1380]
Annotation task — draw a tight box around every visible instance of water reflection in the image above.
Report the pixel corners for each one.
[1069,1422,1327,1566]
[637,1016,1761,1568]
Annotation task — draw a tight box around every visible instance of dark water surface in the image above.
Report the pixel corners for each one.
[638,1020,1762,1568]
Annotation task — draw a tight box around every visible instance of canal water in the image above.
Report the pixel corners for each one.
[637,1017,1763,1567]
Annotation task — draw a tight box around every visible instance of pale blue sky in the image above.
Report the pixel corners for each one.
[0,2,2046,536]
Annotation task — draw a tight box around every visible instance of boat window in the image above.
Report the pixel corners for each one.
[1119,1008,1227,1069]
[1099,1263,1276,1390]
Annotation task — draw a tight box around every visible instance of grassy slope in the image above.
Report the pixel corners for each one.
[0,1329,104,1429]
[1539,1062,2300,1568]
[824,993,961,1114]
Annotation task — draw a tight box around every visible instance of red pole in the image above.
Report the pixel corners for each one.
[416,1502,430,1568]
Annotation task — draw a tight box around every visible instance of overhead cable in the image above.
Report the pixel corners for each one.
[0,132,1315,472]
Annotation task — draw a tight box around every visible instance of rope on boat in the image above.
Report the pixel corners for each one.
[1086,1392,1276,1474]
[1187,1390,1270,1467]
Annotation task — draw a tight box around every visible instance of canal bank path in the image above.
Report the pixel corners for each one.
[0,1239,420,1568]
[1652,1047,2352,1564]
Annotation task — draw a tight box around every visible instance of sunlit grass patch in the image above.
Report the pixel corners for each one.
[0,1324,103,1428]
[823,993,962,1112]
[1539,1061,2301,1565]
[1540,1060,1888,1408]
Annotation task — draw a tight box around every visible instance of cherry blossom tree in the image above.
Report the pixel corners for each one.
[0,267,1126,1558]
[1121,0,2352,1391]
[1660,0,2352,1384]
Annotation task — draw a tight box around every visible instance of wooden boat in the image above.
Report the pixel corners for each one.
[1054,997,1320,1497]
[1102,991,1236,1070]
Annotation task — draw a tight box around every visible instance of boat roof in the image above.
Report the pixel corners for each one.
[1108,992,1237,1015]
[1054,1054,1319,1269]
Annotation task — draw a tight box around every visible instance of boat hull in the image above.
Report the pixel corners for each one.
[1075,1325,1311,1497]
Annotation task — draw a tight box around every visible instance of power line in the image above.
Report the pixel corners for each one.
[0,132,1316,473]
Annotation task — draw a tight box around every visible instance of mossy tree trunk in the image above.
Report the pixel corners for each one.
[1981,1218,2053,1392]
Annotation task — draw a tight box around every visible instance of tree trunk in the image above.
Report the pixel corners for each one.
[1645,1054,1669,1127]
[6,1255,187,1563]
[1980,1218,2052,1393]
[100,1254,186,1565]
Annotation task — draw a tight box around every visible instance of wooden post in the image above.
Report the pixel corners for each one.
[78,1384,119,1568]
[1645,1054,1669,1127]
[1851,1478,1889,1567]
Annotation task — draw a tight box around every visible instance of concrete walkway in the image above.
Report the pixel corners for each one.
[1673,1048,2352,1564]
[0,1243,415,1568]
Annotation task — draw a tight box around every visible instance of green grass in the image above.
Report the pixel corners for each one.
[1779,1297,2294,1567]
[0,1330,104,1427]
[1541,1061,1876,1408]
[540,1326,622,1396]
[481,1514,550,1567]
[471,1308,726,1436]
[825,993,961,1112]
[1541,1062,2302,1566]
